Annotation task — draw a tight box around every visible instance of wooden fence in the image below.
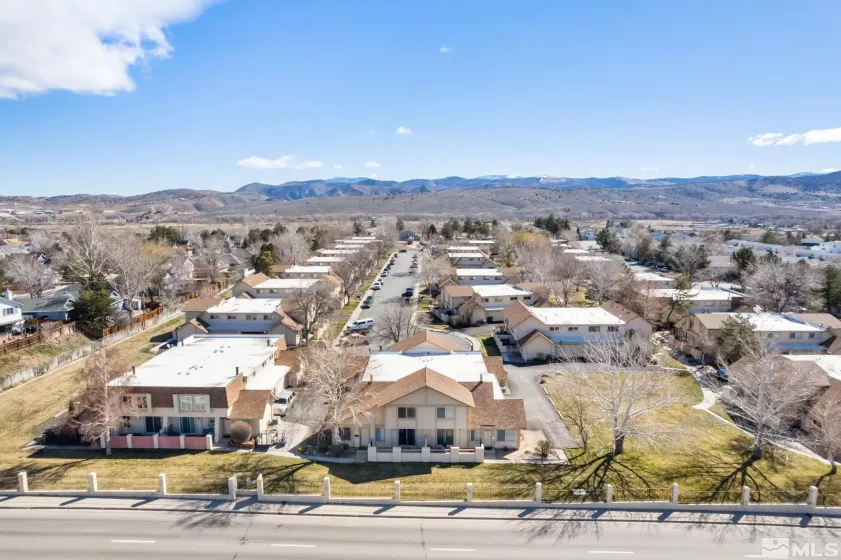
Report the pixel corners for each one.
[0,322,77,357]
[76,307,164,340]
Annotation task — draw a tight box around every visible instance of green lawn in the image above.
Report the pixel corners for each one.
[339,297,360,317]
[543,371,841,504]
[475,333,501,357]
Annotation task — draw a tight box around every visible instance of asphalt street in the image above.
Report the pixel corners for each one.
[356,248,420,348]
[504,363,578,449]
[0,505,834,559]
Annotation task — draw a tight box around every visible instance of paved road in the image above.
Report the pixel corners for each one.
[356,248,420,348]
[0,505,833,559]
[504,363,578,450]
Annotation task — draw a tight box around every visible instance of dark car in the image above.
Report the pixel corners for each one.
[399,249,407,253]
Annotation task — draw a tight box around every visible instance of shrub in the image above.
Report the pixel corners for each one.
[535,439,551,458]
[229,421,252,444]
[327,444,343,457]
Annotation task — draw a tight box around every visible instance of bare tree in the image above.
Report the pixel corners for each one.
[495,230,518,267]
[372,302,429,344]
[26,229,55,256]
[547,255,585,306]
[418,252,450,292]
[804,389,841,474]
[332,257,363,301]
[288,282,342,343]
[71,348,134,455]
[197,235,228,284]
[744,260,815,312]
[108,235,170,316]
[515,240,555,283]
[5,254,56,297]
[373,226,399,260]
[724,352,826,460]
[556,335,684,455]
[62,212,109,281]
[300,343,368,444]
[584,259,624,303]
[271,231,311,265]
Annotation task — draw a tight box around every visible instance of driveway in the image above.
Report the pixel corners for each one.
[356,248,420,348]
[503,363,578,449]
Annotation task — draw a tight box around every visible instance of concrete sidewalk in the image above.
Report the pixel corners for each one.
[2,495,839,527]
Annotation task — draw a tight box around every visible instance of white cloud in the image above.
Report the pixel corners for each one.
[0,0,215,99]
[439,46,452,54]
[640,166,658,172]
[363,161,382,168]
[748,127,841,146]
[821,168,840,174]
[333,164,344,170]
[236,156,325,170]
[396,126,412,136]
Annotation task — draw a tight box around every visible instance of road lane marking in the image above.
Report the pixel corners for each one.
[271,543,316,548]
[588,552,634,555]
[111,540,155,544]
[430,548,475,552]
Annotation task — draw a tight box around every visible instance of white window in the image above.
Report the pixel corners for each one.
[493,297,503,302]
[246,315,256,321]
[226,315,236,320]
[470,430,480,441]
[497,429,517,442]
[209,314,219,320]
[263,315,271,320]
[568,326,579,332]
[179,395,193,411]
[549,326,560,332]
[589,326,601,333]
[375,427,385,442]
[789,332,803,339]
[398,407,416,419]
[482,298,489,303]
[524,296,532,301]
[607,325,619,332]
[194,395,209,411]
[436,407,455,419]
[809,333,821,339]
[270,289,278,294]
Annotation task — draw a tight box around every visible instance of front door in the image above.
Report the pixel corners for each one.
[483,428,493,449]
[398,429,416,447]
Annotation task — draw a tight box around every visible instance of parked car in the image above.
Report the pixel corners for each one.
[380,270,389,277]
[399,249,407,253]
[372,281,383,290]
[348,318,376,331]
[361,296,373,309]
[272,390,296,417]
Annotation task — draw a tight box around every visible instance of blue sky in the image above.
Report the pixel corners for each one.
[1,0,840,196]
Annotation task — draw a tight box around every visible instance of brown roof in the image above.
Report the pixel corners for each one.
[517,329,553,348]
[391,330,464,352]
[601,300,644,324]
[363,367,475,409]
[482,356,506,380]
[270,264,292,276]
[516,282,547,292]
[729,356,830,390]
[187,317,209,334]
[443,284,474,298]
[463,382,526,430]
[824,337,841,355]
[240,273,269,287]
[228,389,272,419]
[318,273,343,288]
[183,297,223,312]
[688,313,734,331]
[794,313,841,329]
[504,300,534,328]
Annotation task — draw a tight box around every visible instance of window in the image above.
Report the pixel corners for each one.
[339,427,351,441]
[209,314,219,320]
[436,407,455,419]
[789,332,803,339]
[589,326,601,333]
[497,429,517,442]
[607,325,619,332]
[194,395,209,411]
[809,333,821,339]
[482,298,489,303]
[470,430,480,442]
[568,326,579,332]
[493,297,503,302]
[179,395,193,411]
[398,407,416,419]
[270,289,278,294]
[524,296,532,301]
[437,429,454,446]
[120,416,132,429]
[375,427,385,442]
[263,315,271,320]
[145,416,163,433]
[549,326,560,332]
[179,416,197,434]
[246,315,256,321]
[398,428,416,446]
[226,315,236,320]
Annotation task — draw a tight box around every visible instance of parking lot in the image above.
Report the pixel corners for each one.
[352,248,420,348]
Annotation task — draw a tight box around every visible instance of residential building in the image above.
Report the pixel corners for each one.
[318,249,358,255]
[503,301,630,361]
[390,330,468,353]
[600,301,654,339]
[575,255,612,263]
[448,284,536,325]
[677,312,839,356]
[632,271,676,287]
[447,252,495,268]
[307,256,345,264]
[339,347,525,456]
[111,335,289,443]
[0,292,23,333]
[647,287,744,318]
[19,282,140,322]
[177,297,302,347]
[283,265,332,279]
[452,268,506,285]
[233,274,316,298]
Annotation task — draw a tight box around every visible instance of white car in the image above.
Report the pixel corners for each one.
[372,281,383,290]
[348,318,375,331]
[272,389,296,417]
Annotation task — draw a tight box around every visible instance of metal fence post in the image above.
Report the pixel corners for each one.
[670,483,679,504]
[227,475,237,499]
[256,474,264,501]
[88,472,98,493]
[323,476,331,500]
[741,486,750,506]
[394,480,401,503]
[158,473,167,496]
[808,486,819,508]
[535,482,542,504]
[17,472,28,493]
[466,482,473,503]
[605,484,613,504]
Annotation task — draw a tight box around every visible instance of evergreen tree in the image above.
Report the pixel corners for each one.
[822,266,841,312]
[352,220,364,235]
[719,315,761,364]
[396,218,405,232]
[71,275,114,331]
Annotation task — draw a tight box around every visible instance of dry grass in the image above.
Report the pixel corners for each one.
[0,333,90,378]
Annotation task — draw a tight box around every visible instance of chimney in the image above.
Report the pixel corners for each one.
[3,289,12,301]
[236,366,240,377]
[132,366,136,375]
